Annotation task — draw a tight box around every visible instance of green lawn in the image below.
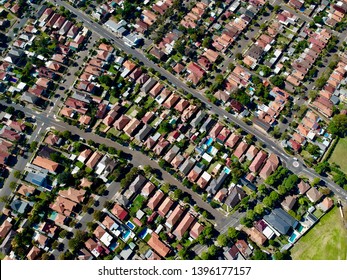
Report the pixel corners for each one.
[109,95,119,104]
[129,195,147,216]
[329,137,347,174]
[291,206,347,260]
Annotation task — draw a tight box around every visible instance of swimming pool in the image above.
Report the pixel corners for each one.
[223,167,231,174]
[126,221,135,230]
[138,228,149,239]
[10,77,18,83]
[49,211,58,221]
[207,146,218,156]
[205,137,213,146]
[296,224,304,233]
[289,232,298,243]
[122,229,131,241]
[109,242,119,251]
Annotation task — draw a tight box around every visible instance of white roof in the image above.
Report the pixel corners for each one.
[100,232,113,247]
[202,153,213,162]
[17,82,27,90]
[262,226,275,239]
[201,171,212,181]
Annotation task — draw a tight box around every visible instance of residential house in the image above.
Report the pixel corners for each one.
[233,141,249,159]
[129,175,146,193]
[281,195,297,211]
[197,171,212,189]
[141,182,155,197]
[158,197,174,217]
[259,154,279,179]
[297,180,311,194]
[243,227,267,246]
[235,240,252,259]
[59,188,86,204]
[189,222,204,239]
[32,156,59,173]
[318,197,334,212]
[249,150,267,173]
[165,205,184,229]
[114,115,130,130]
[263,208,298,235]
[147,190,165,210]
[224,245,245,260]
[225,185,246,209]
[306,188,323,203]
[85,151,102,169]
[111,204,128,221]
[147,233,171,258]
[173,212,195,239]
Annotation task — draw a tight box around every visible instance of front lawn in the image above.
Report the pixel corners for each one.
[291,206,347,260]
[329,137,347,174]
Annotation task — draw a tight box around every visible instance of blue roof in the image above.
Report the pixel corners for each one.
[25,172,51,190]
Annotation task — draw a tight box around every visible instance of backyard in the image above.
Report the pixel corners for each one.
[291,206,347,260]
[329,137,347,174]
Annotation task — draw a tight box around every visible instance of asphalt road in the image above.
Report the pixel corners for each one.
[49,0,347,202]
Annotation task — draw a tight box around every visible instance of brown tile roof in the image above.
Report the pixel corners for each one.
[50,196,77,217]
[173,212,195,239]
[59,187,86,203]
[157,197,174,217]
[141,182,155,197]
[189,222,204,239]
[17,184,35,197]
[85,151,102,169]
[147,233,170,258]
[111,203,128,221]
[166,204,184,228]
[249,150,267,173]
[243,227,267,246]
[32,156,59,172]
[306,187,323,203]
[147,190,165,210]
[0,219,12,239]
[27,246,41,260]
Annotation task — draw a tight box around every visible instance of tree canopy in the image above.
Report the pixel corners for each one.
[328,114,347,137]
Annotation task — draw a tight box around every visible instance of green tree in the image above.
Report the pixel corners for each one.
[227,227,239,240]
[13,170,21,179]
[200,251,210,260]
[173,189,183,200]
[60,130,71,140]
[9,182,17,191]
[57,172,72,185]
[328,114,347,137]
[207,245,218,257]
[5,106,15,114]
[314,162,330,175]
[240,217,253,227]
[29,141,38,152]
[217,234,230,247]
[306,143,320,157]
[235,53,243,60]
[93,210,103,221]
[254,204,264,216]
[269,75,285,88]
[252,249,268,260]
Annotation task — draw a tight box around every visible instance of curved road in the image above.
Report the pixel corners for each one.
[49,0,347,201]
[0,101,227,228]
